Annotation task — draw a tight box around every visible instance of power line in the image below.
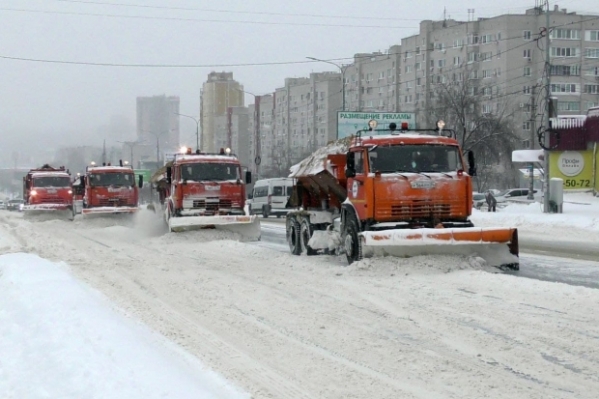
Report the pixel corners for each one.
[0,7,418,29]
[52,0,423,21]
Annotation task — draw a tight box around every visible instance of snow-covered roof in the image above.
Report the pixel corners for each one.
[87,166,134,173]
[30,172,70,178]
[175,155,239,163]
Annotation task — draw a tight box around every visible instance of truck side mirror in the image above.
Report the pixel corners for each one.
[467,150,477,176]
[138,175,143,188]
[346,152,356,178]
[245,170,252,184]
[166,166,172,185]
[80,176,85,187]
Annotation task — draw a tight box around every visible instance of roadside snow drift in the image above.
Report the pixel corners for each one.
[0,253,248,399]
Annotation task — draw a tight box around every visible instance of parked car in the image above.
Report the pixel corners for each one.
[7,199,24,211]
[249,178,294,218]
[472,193,486,209]
[0,200,5,210]
[494,188,538,203]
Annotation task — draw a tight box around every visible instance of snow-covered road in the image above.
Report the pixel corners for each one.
[2,210,599,398]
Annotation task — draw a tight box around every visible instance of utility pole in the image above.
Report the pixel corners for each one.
[543,0,552,213]
[528,86,537,199]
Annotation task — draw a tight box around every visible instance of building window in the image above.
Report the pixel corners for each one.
[453,56,461,66]
[482,104,492,114]
[557,102,581,111]
[550,64,580,76]
[586,66,599,76]
[550,83,578,93]
[550,29,580,40]
[587,31,599,41]
[523,30,532,40]
[438,59,446,67]
[585,48,599,59]
[584,85,599,94]
[523,67,531,77]
[550,47,579,57]
[523,49,531,59]
[522,121,531,131]
[523,86,531,95]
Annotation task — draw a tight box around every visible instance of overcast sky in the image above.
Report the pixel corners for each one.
[0,0,595,161]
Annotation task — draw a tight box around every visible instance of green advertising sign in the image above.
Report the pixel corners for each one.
[134,169,152,183]
[337,111,416,139]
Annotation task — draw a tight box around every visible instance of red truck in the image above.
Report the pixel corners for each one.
[158,146,259,239]
[79,160,143,216]
[22,164,74,220]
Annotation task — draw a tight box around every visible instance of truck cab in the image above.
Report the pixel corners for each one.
[22,165,74,216]
[80,161,143,215]
[165,147,251,218]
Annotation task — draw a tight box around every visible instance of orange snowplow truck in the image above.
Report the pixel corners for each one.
[22,164,74,219]
[161,146,260,240]
[286,121,519,269]
[79,160,142,216]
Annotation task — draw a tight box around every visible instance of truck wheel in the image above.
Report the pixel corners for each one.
[262,206,269,218]
[343,216,362,265]
[286,217,302,255]
[300,219,317,256]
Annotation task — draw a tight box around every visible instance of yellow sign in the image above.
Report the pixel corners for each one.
[549,150,595,190]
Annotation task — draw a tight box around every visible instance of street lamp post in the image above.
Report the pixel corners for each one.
[234,88,265,179]
[143,130,170,168]
[175,113,200,152]
[117,141,142,166]
[307,56,347,111]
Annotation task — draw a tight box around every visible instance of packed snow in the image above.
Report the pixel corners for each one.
[0,252,248,399]
[472,191,599,244]
[1,209,599,398]
[289,136,352,177]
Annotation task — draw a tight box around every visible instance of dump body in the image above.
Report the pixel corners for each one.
[22,165,74,218]
[160,151,259,239]
[286,129,519,268]
[81,166,141,215]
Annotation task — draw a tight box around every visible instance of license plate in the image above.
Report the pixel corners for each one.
[410,180,436,189]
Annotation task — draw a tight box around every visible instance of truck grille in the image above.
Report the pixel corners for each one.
[39,198,67,204]
[186,198,232,211]
[97,197,133,207]
[377,200,461,220]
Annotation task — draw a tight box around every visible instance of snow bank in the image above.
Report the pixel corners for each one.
[0,253,248,399]
[472,192,599,242]
[289,136,352,177]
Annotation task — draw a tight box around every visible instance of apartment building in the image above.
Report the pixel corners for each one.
[212,106,251,167]
[395,6,599,148]
[344,46,402,113]
[200,72,244,153]
[248,94,275,177]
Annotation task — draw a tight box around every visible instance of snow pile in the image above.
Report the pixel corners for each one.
[472,191,599,241]
[288,136,352,177]
[348,254,495,276]
[159,229,244,244]
[0,253,248,399]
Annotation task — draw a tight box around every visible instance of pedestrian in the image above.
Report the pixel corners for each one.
[485,190,497,212]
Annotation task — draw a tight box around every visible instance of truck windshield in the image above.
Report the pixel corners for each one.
[369,144,462,173]
[33,176,71,187]
[89,173,134,187]
[181,163,239,181]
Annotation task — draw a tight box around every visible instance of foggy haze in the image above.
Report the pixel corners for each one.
[0,0,596,165]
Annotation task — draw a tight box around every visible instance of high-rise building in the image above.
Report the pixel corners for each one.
[136,95,180,161]
[200,72,244,153]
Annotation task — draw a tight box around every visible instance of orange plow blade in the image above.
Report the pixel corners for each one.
[360,227,519,269]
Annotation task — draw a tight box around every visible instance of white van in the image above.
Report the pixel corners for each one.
[249,178,294,218]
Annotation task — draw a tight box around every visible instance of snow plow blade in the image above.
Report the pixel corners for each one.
[22,204,74,220]
[81,207,139,215]
[168,215,261,241]
[360,227,519,269]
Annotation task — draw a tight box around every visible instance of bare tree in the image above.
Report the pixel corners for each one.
[426,77,520,192]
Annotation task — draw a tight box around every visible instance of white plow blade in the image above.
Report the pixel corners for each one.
[22,204,73,221]
[360,227,519,268]
[168,215,261,241]
[81,207,139,215]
